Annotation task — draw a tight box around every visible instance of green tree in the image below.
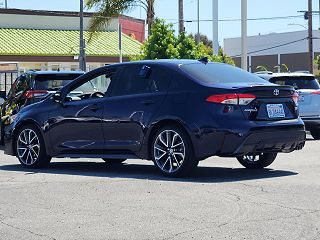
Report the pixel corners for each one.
[139,19,179,59]
[189,33,213,48]
[86,0,155,39]
[136,18,234,66]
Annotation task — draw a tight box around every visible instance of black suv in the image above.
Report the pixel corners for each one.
[0,71,84,144]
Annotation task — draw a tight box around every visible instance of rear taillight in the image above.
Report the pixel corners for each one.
[311,90,320,95]
[206,93,256,105]
[24,90,49,99]
[292,92,299,105]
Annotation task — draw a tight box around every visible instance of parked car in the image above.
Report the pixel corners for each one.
[256,72,320,139]
[0,71,84,145]
[3,60,306,177]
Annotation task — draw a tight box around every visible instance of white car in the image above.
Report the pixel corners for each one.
[257,72,320,140]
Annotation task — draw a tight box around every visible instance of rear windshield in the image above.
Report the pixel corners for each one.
[180,63,267,85]
[34,74,82,90]
[269,77,320,90]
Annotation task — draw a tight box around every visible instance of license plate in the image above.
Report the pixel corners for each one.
[266,104,285,118]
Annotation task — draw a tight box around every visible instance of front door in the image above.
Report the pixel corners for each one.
[48,69,112,154]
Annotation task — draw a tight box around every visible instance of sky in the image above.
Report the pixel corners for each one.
[0,0,319,47]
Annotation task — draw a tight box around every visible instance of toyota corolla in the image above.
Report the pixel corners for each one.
[3,60,306,177]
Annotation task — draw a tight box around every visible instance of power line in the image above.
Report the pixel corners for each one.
[168,13,320,24]
[231,37,309,58]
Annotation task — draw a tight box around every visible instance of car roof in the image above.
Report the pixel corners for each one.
[256,72,315,80]
[26,70,84,75]
[107,59,226,68]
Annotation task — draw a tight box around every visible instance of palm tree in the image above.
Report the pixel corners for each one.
[86,0,155,38]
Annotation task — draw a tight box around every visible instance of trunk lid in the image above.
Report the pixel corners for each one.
[236,85,298,121]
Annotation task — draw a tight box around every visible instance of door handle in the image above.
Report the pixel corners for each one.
[89,104,101,111]
[141,99,155,105]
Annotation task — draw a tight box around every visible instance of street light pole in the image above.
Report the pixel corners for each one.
[212,0,219,55]
[197,0,200,45]
[241,0,248,71]
[79,0,86,71]
[308,0,313,74]
[5,0,7,8]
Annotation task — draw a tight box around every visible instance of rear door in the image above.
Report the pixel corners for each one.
[270,76,320,117]
[101,64,171,152]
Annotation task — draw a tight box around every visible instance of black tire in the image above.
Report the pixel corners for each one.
[102,158,126,164]
[15,124,51,168]
[151,124,199,177]
[236,153,277,169]
[310,129,320,140]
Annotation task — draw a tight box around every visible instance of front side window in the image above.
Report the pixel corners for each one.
[66,68,116,101]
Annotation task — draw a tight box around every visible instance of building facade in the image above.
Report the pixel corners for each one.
[224,30,320,73]
[0,8,144,72]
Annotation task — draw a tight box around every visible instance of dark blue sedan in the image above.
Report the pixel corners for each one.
[3,60,306,177]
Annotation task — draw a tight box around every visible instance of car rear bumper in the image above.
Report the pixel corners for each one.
[218,128,306,157]
[301,117,320,130]
[193,119,306,159]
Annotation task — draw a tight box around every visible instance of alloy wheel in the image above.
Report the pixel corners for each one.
[153,130,185,173]
[17,129,40,165]
[242,154,260,162]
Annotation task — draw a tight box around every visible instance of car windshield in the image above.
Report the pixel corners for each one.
[34,74,82,91]
[270,77,320,90]
[180,63,268,85]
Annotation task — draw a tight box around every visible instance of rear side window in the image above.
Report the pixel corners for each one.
[269,77,320,90]
[34,74,82,91]
[111,65,171,96]
[180,63,267,85]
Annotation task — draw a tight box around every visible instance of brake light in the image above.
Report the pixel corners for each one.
[311,90,320,95]
[206,93,256,105]
[24,90,49,99]
[292,91,299,105]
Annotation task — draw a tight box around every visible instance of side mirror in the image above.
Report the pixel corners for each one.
[52,92,62,103]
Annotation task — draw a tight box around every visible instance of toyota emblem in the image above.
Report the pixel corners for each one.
[273,89,280,96]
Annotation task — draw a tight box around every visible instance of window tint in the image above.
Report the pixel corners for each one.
[34,74,82,90]
[181,63,267,85]
[269,77,320,90]
[111,65,171,96]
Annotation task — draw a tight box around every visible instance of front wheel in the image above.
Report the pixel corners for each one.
[151,125,199,177]
[15,125,51,168]
[236,153,277,169]
[310,129,320,140]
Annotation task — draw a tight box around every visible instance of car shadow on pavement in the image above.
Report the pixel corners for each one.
[0,161,298,183]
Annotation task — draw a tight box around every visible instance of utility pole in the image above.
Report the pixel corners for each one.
[241,0,248,71]
[178,0,184,34]
[79,0,86,71]
[5,0,7,8]
[196,0,200,45]
[308,0,313,73]
[212,0,219,55]
[118,23,123,63]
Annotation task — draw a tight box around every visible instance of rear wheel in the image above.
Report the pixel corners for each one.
[102,158,126,164]
[151,125,199,177]
[15,125,51,168]
[236,153,277,169]
[310,129,320,140]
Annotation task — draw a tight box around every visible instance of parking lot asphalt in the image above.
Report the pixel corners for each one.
[0,135,319,240]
